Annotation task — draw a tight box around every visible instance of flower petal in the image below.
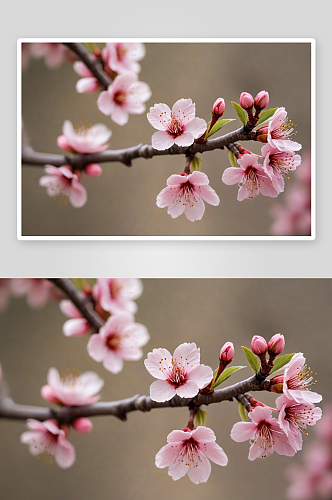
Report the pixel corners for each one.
[150,379,176,402]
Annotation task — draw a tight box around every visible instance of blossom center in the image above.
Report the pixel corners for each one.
[114,91,127,105]
[253,421,274,457]
[269,152,294,178]
[167,117,184,138]
[117,45,128,61]
[284,404,314,435]
[167,359,187,387]
[106,333,122,350]
[177,437,201,467]
[110,282,123,298]
[287,364,316,391]
[271,117,297,141]
[243,166,260,198]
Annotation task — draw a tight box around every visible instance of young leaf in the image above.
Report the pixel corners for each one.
[190,156,202,172]
[205,119,235,139]
[211,366,246,389]
[255,107,278,127]
[194,408,208,427]
[231,101,247,126]
[270,353,295,375]
[241,346,260,373]
[228,150,237,168]
[238,401,248,422]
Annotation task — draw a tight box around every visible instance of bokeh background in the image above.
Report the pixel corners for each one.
[0,278,329,500]
[21,42,312,236]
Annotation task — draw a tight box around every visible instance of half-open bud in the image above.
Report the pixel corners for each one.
[84,163,102,177]
[212,98,225,117]
[268,374,284,394]
[254,91,269,110]
[251,335,268,355]
[254,126,268,143]
[268,334,285,355]
[72,417,93,433]
[240,92,254,110]
[219,342,234,363]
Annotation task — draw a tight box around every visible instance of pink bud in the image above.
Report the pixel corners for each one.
[251,335,267,355]
[41,385,61,405]
[254,91,269,109]
[72,417,93,433]
[219,342,234,362]
[239,92,254,109]
[84,163,103,177]
[269,374,284,394]
[268,334,285,355]
[212,98,225,117]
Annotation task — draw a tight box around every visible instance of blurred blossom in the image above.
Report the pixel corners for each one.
[22,43,73,71]
[103,42,146,74]
[57,120,112,155]
[39,165,87,208]
[10,279,55,309]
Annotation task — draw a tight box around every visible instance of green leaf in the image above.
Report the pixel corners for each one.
[194,408,208,427]
[270,353,295,375]
[255,107,278,127]
[211,366,246,389]
[205,119,235,139]
[228,150,237,168]
[190,156,202,172]
[231,101,247,125]
[238,402,248,422]
[71,278,85,290]
[83,43,95,53]
[241,346,260,373]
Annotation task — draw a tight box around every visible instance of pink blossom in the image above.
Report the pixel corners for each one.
[270,186,311,236]
[144,342,213,402]
[251,335,267,355]
[97,72,151,126]
[41,367,104,406]
[283,352,322,405]
[231,406,296,460]
[87,313,149,374]
[286,455,332,500]
[57,120,112,154]
[240,92,254,109]
[222,153,279,201]
[104,42,145,74]
[73,60,100,93]
[59,299,90,337]
[20,419,76,468]
[155,426,228,484]
[276,394,322,452]
[212,98,225,117]
[267,107,302,152]
[29,43,69,69]
[10,279,54,309]
[261,143,301,193]
[254,90,269,109]
[39,165,87,208]
[219,342,234,363]
[316,405,332,440]
[156,171,220,222]
[147,98,207,150]
[92,278,143,315]
[268,333,285,355]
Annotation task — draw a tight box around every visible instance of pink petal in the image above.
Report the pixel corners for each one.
[156,186,179,208]
[63,318,90,337]
[73,61,92,77]
[167,198,187,219]
[184,195,205,221]
[202,442,228,466]
[167,174,188,186]
[103,350,124,374]
[172,98,195,122]
[59,299,81,318]
[87,334,107,362]
[196,184,220,206]
[258,176,279,198]
[76,77,99,93]
[111,105,129,126]
[184,117,207,138]
[68,179,87,208]
[187,452,211,484]
[222,167,244,185]
[188,171,209,185]
[101,313,134,338]
[54,434,76,468]
[175,380,199,398]
[87,124,112,145]
[147,103,171,131]
[248,440,272,460]
[167,429,191,443]
[237,154,260,170]
[150,379,176,402]
[249,406,273,424]
[187,364,213,388]
[192,426,216,442]
[230,422,256,442]
[173,342,200,368]
[174,131,195,147]
[168,458,190,481]
[144,348,172,380]
[97,91,115,116]
[155,443,180,468]
[151,131,175,151]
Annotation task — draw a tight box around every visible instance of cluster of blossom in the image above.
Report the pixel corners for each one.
[148,92,302,221]
[270,153,311,236]
[60,278,150,374]
[0,278,62,312]
[144,335,322,484]
[285,405,332,500]
[73,42,151,126]
[22,43,74,71]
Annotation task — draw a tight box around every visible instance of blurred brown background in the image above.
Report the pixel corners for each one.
[21,42,311,236]
[0,278,329,499]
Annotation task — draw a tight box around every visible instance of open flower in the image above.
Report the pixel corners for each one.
[20,419,76,468]
[156,171,220,221]
[267,107,302,152]
[104,42,145,74]
[231,406,296,460]
[10,279,54,309]
[144,342,213,402]
[92,278,143,315]
[147,98,207,150]
[155,426,228,484]
[87,313,150,374]
[222,153,279,201]
[39,165,87,208]
[283,352,322,405]
[261,143,301,193]
[57,120,111,154]
[97,72,151,126]
[41,368,104,406]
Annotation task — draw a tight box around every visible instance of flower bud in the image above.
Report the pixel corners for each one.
[72,417,93,433]
[254,91,269,110]
[269,374,284,394]
[212,98,225,117]
[41,385,61,405]
[84,163,103,177]
[219,342,234,363]
[251,335,267,355]
[268,334,285,355]
[255,126,268,143]
[239,92,254,110]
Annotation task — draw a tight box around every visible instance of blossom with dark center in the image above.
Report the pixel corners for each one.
[262,143,302,193]
[267,107,302,152]
[283,352,322,405]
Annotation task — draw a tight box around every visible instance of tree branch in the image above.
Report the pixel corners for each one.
[48,278,104,332]
[0,372,266,423]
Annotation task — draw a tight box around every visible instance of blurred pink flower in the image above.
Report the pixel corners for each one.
[97,72,151,125]
[156,171,220,222]
[222,153,279,201]
[267,107,302,152]
[147,98,206,150]
[87,313,149,374]
[261,143,302,193]
[59,299,90,337]
[104,42,145,74]
[73,60,100,93]
[20,419,76,468]
[29,43,69,69]
[39,165,87,208]
[92,278,142,315]
[231,406,296,460]
[144,342,213,402]
[41,367,104,406]
[283,352,322,405]
[57,120,111,154]
[155,426,228,484]
[10,279,53,309]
